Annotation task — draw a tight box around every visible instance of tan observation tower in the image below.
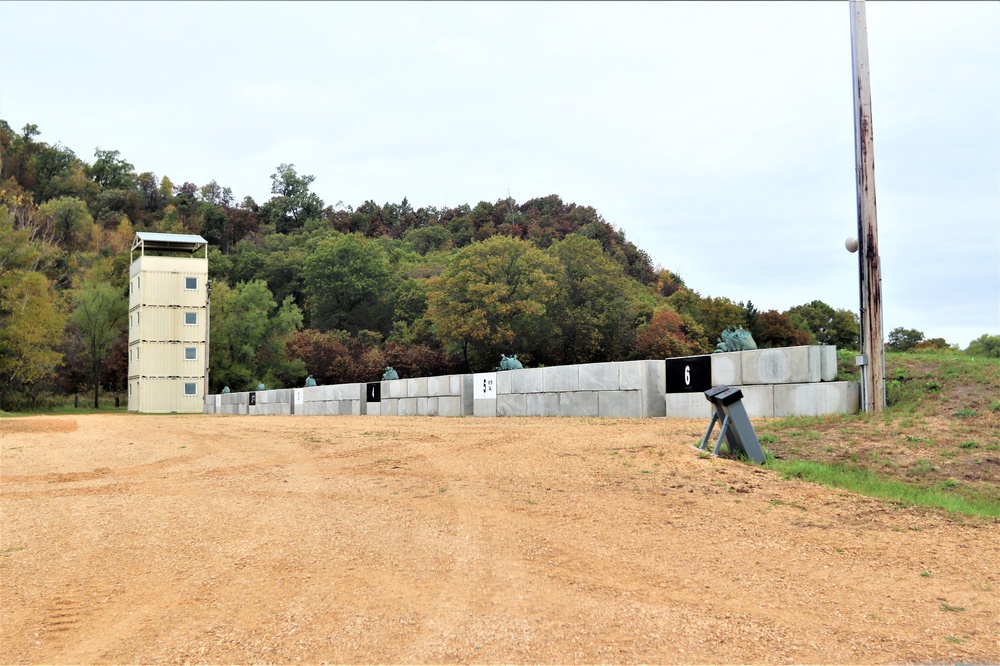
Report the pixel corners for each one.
[128,232,209,413]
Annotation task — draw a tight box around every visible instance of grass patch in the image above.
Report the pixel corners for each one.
[768,458,1000,520]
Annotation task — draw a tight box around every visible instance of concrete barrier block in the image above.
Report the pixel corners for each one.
[512,368,544,394]
[711,352,743,386]
[398,398,418,416]
[599,391,642,418]
[238,403,247,415]
[364,401,379,415]
[460,375,474,415]
[473,398,496,417]
[526,393,560,417]
[741,346,821,385]
[438,396,463,417]
[275,389,293,403]
[731,385,775,418]
[387,379,407,399]
[545,365,579,392]
[427,376,448,397]
[774,381,860,417]
[664,393,712,419]
[821,345,838,382]
[407,377,428,398]
[330,383,358,401]
[426,397,439,416]
[335,400,351,416]
[643,360,667,417]
[448,375,463,395]
[619,361,644,390]
[559,391,599,417]
[495,370,512,395]
[497,393,527,417]
[381,399,398,416]
[315,385,337,401]
[580,362,620,391]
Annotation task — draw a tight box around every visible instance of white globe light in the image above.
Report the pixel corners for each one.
[845,237,859,253]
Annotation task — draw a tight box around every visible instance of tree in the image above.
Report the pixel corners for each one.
[69,280,128,408]
[546,234,641,363]
[667,290,745,345]
[37,196,96,255]
[886,327,925,352]
[0,270,65,409]
[426,236,561,371]
[757,310,812,348]
[633,308,703,359]
[303,233,391,333]
[785,300,860,348]
[966,334,1000,358]
[261,164,324,233]
[209,280,304,391]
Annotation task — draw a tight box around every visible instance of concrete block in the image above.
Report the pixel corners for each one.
[711,352,743,386]
[497,393,528,417]
[237,403,247,415]
[426,397,439,416]
[545,365,579,393]
[512,368,544,394]
[438,396,463,417]
[495,370,512,395]
[619,361,644,390]
[741,346,821,385]
[310,385,336,401]
[398,398,419,416]
[473,398,496,417]
[821,345,838,382]
[448,375,463,395]
[459,375,474,415]
[526,393,560,417]
[387,379,407,399]
[774,381,860,417]
[599,391,642,418]
[643,360,667,417]
[380,399,398,416]
[664,393,712,419]
[427,376,449,397]
[559,391,599,417]
[274,389,292,403]
[580,362,620,391]
[407,377,428,398]
[731,385,775,418]
[364,401,379,415]
[337,401,353,416]
[332,383,362,401]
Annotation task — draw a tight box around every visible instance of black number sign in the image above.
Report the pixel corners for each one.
[366,382,381,403]
[665,355,712,393]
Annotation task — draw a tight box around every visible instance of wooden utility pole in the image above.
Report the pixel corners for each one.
[850,0,886,412]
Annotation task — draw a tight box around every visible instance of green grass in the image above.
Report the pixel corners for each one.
[768,457,1000,520]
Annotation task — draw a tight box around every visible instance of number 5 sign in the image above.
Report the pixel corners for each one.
[473,372,497,399]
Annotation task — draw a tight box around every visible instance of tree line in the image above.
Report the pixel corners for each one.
[2,120,990,410]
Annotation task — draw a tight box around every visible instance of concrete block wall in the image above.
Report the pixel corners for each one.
[666,345,853,418]
[379,374,472,417]
[479,360,665,418]
[204,345,855,420]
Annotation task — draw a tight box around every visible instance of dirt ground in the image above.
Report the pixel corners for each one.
[1,414,997,664]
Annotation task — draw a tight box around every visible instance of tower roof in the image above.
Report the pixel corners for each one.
[132,232,208,255]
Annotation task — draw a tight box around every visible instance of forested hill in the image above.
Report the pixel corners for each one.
[1,120,866,410]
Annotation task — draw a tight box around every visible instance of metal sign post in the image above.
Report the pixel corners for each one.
[697,385,766,464]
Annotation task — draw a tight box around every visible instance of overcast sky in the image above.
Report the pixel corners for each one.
[2,1,997,347]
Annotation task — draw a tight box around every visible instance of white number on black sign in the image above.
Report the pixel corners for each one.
[684,365,691,386]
